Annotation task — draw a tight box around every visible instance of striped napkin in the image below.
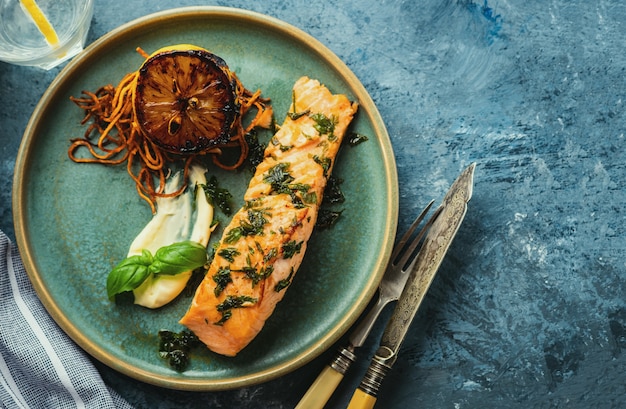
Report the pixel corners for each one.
[0,231,132,408]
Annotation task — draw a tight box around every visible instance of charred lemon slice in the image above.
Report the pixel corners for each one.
[133,45,240,154]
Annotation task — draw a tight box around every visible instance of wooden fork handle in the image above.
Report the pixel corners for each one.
[295,365,344,409]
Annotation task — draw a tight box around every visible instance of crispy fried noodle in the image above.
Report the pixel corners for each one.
[68,46,272,213]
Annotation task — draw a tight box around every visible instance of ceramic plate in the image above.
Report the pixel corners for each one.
[13,7,398,390]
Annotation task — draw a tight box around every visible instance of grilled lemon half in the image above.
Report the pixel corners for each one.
[133,44,241,155]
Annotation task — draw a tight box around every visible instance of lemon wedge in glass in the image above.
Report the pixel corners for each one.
[19,0,60,47]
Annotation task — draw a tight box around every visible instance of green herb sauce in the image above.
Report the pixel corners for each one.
[201,176,233,216]
[158,330,199,372]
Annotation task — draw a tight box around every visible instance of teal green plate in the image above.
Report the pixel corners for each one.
[12,6,398,391]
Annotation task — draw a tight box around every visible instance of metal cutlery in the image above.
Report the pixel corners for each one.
[295,200,441,409]
[347,162,475,409]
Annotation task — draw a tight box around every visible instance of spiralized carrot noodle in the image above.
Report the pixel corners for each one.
[68,49,273,213]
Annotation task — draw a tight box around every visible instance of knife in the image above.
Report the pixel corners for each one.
[347,162,476,409]
[295,201,440,409]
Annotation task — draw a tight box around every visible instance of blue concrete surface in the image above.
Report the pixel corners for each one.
[2,0,626,407]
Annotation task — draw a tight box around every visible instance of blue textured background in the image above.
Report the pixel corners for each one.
[2,1,626,407]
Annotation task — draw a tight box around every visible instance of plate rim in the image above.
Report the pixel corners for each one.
[12,5,399,391]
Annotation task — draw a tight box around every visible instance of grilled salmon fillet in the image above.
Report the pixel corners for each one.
[179,76,358,356]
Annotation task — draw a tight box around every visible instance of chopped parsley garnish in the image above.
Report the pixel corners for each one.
[289,183,312,194]
[288,90,310,120]
[260,265,274,280]
[239,255,258,283]
[263,163,315,208]
[246,209,270,233]
[244,198,265,210]
[302,191,318,206]
[254,241,264,254]
[310,113,338,141]
[313,155,332,177]
[218,247,240,263]
[274,268,295,292]
[269,136,293,151]
[212,266,232,296]
[288,111,310,120]
[224,229,243,245]
[282,240,303,259]
[241,266,261,284]
[215,295,257,325]
[263,247,278,263]
[237,264,274,286]
[224,209,269,244]
[264,162,294,192]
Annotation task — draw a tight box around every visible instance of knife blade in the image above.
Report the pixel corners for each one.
[347,162,476,409]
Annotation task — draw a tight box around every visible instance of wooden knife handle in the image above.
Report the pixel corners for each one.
[295,365,344,409]
[347,388,377,409]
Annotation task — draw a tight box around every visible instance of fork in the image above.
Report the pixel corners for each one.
[295,200,441,409]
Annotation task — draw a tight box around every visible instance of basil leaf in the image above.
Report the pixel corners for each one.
[106,242,208,301]
[106,250,153,300]
[149,241,208,276]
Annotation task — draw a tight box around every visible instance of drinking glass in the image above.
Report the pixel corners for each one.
[0,0,94,70]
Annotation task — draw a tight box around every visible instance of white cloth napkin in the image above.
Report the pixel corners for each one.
[0,231,133,409]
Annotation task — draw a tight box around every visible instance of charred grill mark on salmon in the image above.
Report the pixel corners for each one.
[179,77,358,356]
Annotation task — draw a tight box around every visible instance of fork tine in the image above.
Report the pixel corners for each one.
[391,200,435,262]
[395,205,442,270]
